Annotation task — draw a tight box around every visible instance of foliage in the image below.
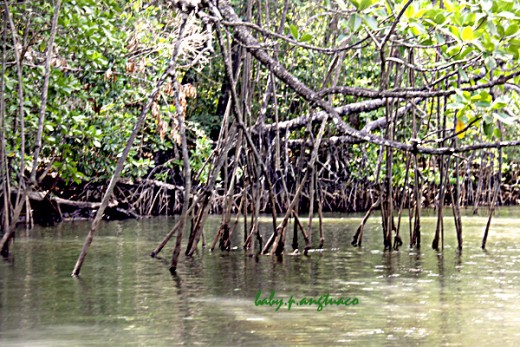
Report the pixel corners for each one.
[1,0,215,187]
[2,0,520,201]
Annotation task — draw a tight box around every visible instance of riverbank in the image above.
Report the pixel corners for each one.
[8,169,520,230]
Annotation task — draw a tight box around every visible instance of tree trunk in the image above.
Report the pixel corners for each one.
[72,13,190,276]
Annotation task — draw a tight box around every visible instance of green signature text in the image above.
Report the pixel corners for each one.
[254,290,359,312]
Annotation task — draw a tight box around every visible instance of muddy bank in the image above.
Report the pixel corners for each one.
[7,167,520,229]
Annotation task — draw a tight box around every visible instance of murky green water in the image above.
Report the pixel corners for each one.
[2,208,520,346]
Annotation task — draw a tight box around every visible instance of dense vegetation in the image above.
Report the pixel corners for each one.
[2,0,520,274]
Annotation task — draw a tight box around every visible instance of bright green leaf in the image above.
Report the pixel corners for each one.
[410,22,426,36]
[449,26,460,40]
[480,90,492,102]
[358,0,372,11]
[491,96,508,110]
[506,24,519,36]
[290,24,299,39]
[463,13,476,26]
[461,26,474,41]
[434,13,446,24]
[457,46,473,59]
[405,4,415,18]
[444,0,455,12]
[446,45,461,57]
[300,33,312,42]
[452,13,462,26]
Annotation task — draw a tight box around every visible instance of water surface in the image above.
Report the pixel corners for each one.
[1,208,520,346]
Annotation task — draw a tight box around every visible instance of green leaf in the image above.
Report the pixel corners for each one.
[481,32,496,52]
[447,102,466,110]
[405,4,415,18]
[496,11,519,20]
[349,13,362,32]
[463,13,476,26]
[508,45,520,59]
[458,68,469,81]
[410,22,426,36]
[494,111,515,125]
[358,0,372,11]
[448,26,460,40]
[452,13,463,26]
[461,26,474,41]
[300,33,312,42]
[479,90,492,102]
[476,101,491,108]
[491,96,508,110]
[446,45,461,57]
[290,24,299,39]
[471,93,481,102]
[336,33,349,43]
[487,20,498,36]
[349,0,360,10]
[434,13,446,24]
[505,24,519,36]
[483,121,493,137]
[424,9,437,20]
[363,15,378,31]
[485,56,496,71]
[436,32,446,45]
[335,0,349,11]
[457,46,473,59]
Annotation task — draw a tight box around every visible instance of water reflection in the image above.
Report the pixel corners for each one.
[1,211,520,345]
